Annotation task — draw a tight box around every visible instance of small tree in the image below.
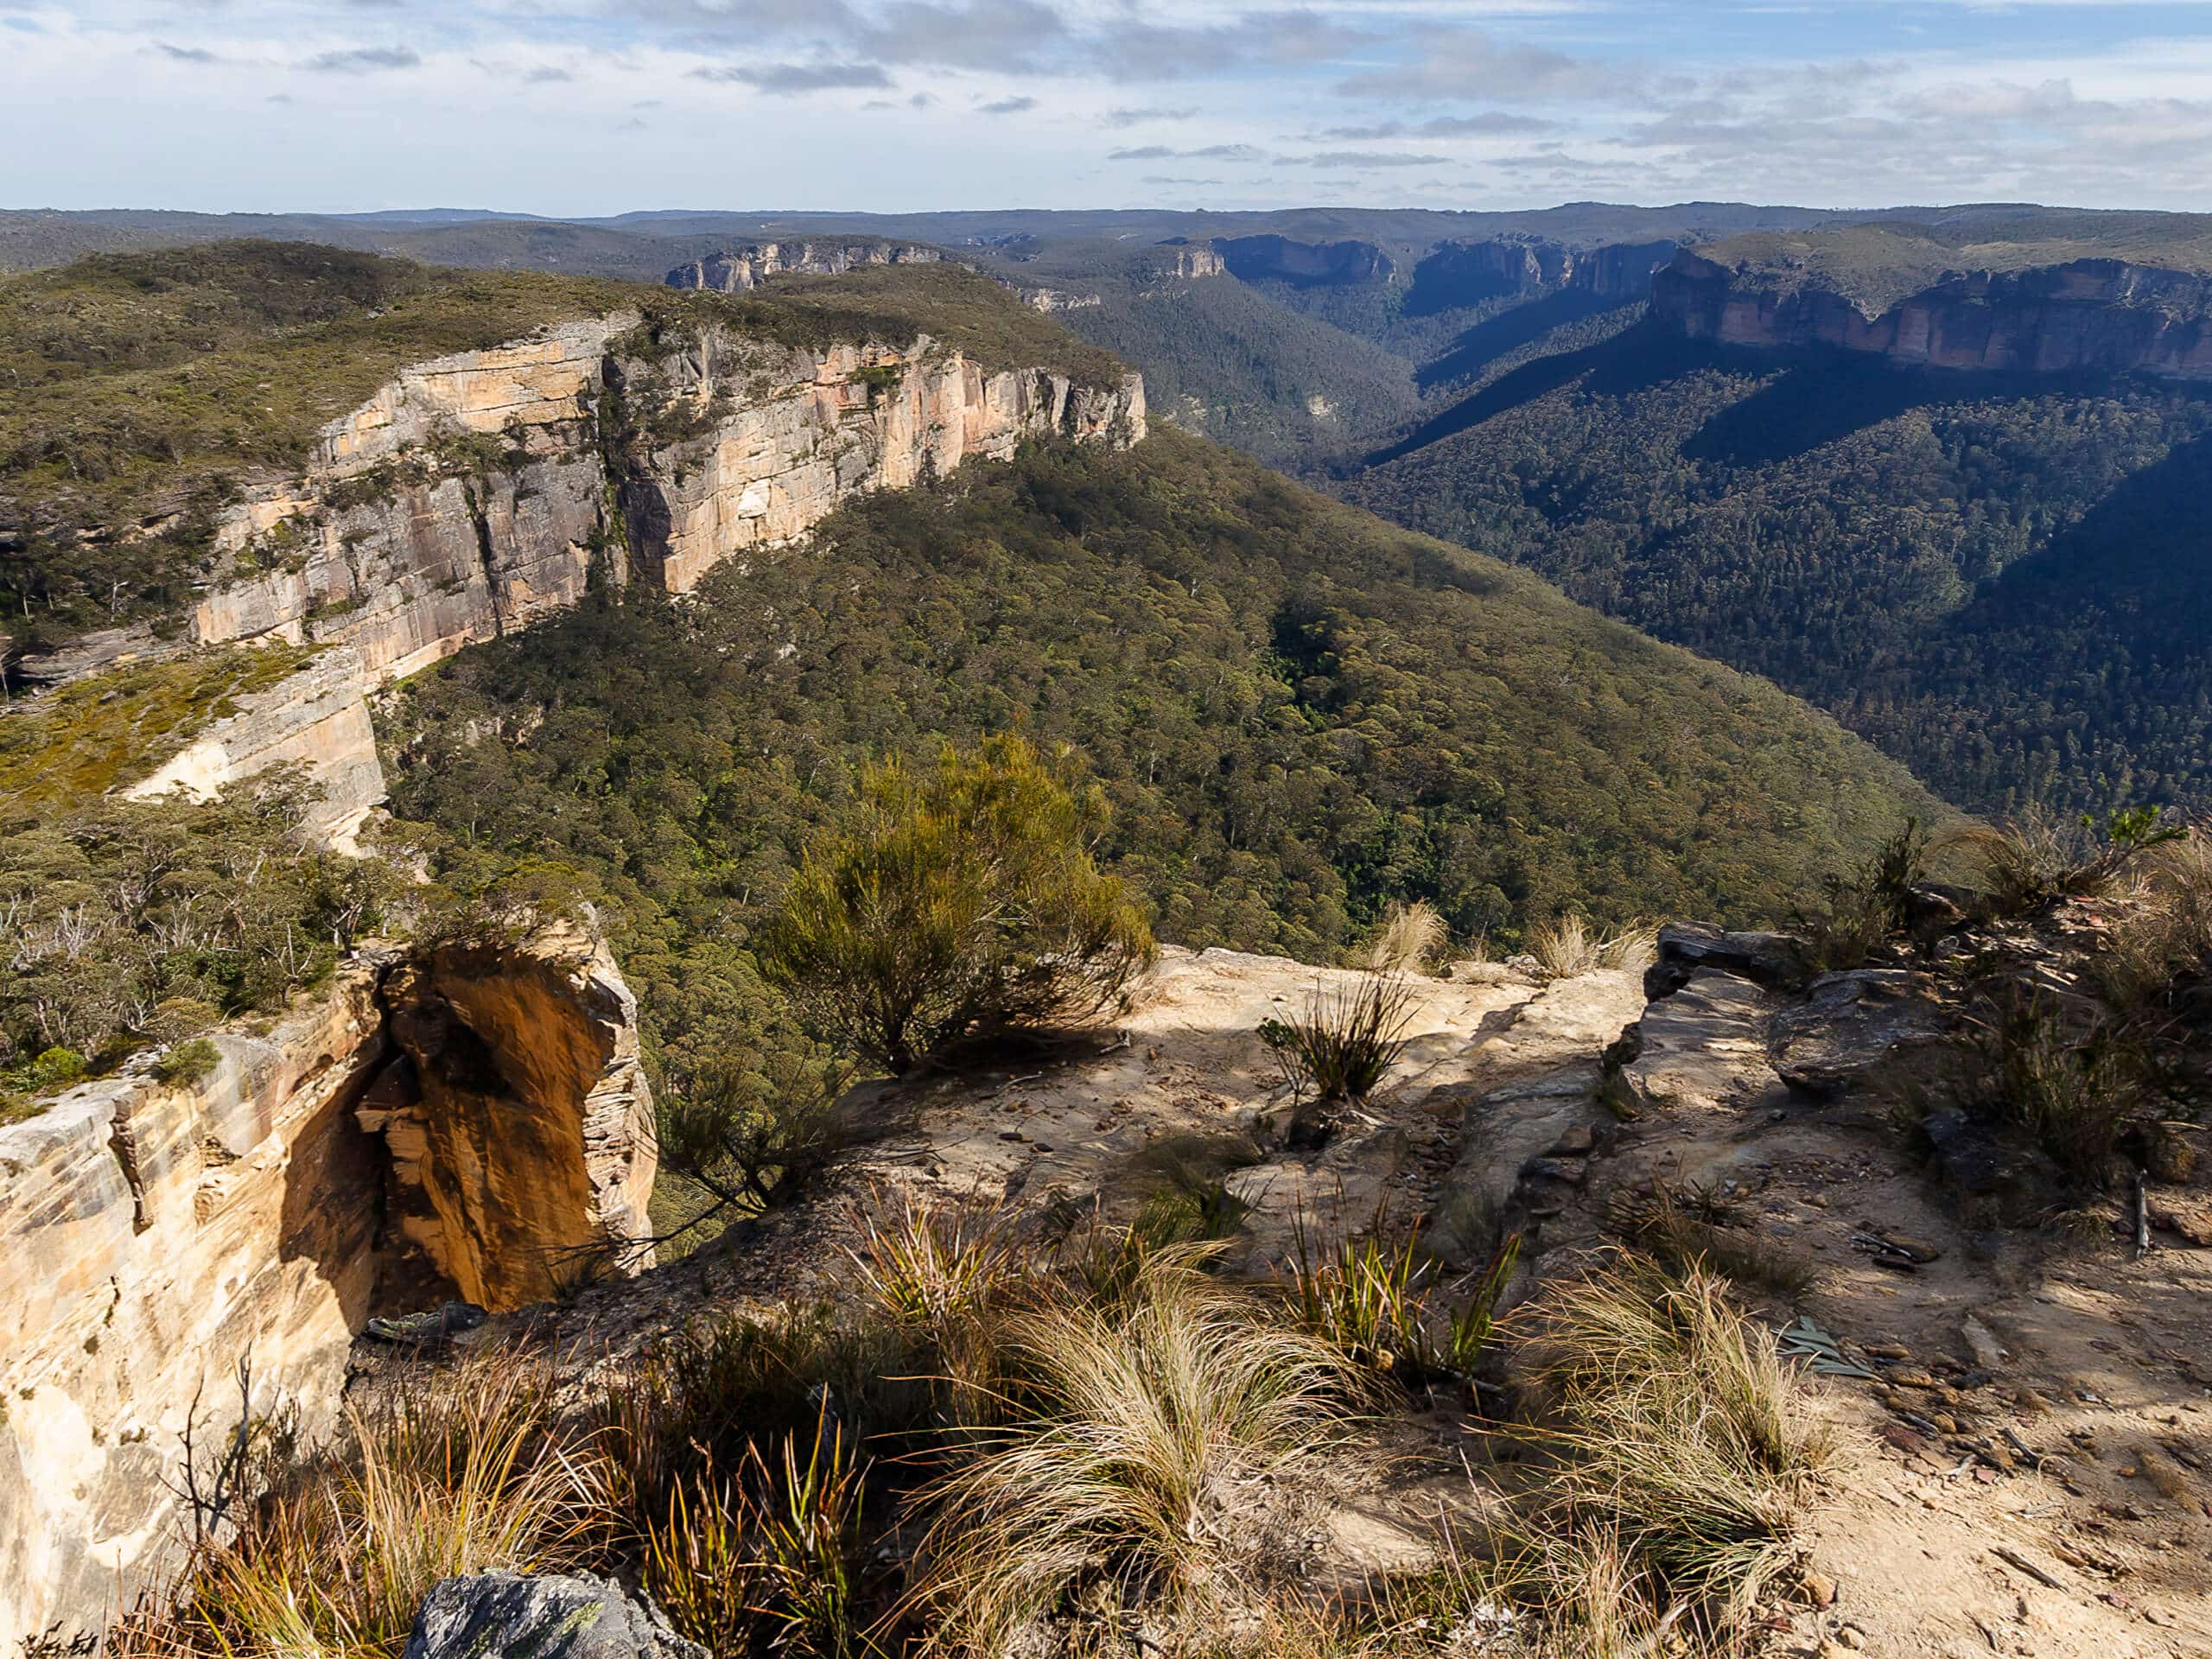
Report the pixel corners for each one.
[762,736,1156,1075]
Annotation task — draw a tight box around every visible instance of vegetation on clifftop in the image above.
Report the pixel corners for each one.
[380,426,1945,1115]
[0,243,1125,658]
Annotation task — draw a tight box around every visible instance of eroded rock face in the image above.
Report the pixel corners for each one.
[74,311,1141,833]
[0,958,391,1651]
[363,931,657,1307]
[1653,250,2212,378]
[0,930,657,1651]
[666,240,942,293]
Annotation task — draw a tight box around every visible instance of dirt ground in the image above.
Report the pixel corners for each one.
[483,941,2211,1657]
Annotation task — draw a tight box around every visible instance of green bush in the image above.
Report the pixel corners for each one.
[761,735,1155,1075]
[152,1038,222,1089]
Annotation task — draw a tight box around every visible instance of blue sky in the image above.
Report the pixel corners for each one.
[6,2,2211,215]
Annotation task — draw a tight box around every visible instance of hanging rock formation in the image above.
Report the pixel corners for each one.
[0,927,656,1652]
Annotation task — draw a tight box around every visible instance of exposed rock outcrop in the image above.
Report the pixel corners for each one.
[1652,249,2212,378]
[665,240,942,293]
[1162,246,1225,281]
[84,310,1141,828]
[0,929,656,1651]
[1408,236,1676,311]
[405,1573,708,1659]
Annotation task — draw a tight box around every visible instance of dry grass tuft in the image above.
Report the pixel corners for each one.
[1367,900,1449,975]
[899,1247,1364,1655]
[1517,1255,1832,1626]
[118,1349,612,1659]
[1528,915,1656,980]
[1606,1183,1815,1302]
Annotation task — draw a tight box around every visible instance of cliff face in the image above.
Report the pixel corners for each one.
[0,929,656,1650]
[130,315,1141,834]
[1213,234,1395,287]
[1407,236,1677,312]
[665,240,942,293]
[1652,250,2212,378]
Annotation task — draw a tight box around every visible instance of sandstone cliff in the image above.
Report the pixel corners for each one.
[100,311,1141,836]
[665,240,942,293]
[1407,236,1677,311]
[0,927,655,1649]
[1652,249,2212,378]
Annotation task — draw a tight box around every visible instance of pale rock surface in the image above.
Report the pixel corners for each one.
[100,312,1141,833]
[0,931,658,1651]
[404,1573,706,1659]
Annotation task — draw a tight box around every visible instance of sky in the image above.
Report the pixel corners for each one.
[4,1,2212,217]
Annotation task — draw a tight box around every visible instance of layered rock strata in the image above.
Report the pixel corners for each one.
[664,240,941,292]
[0,930,656,1651]
[82,312,1140,834]
[1652,250,2212,378]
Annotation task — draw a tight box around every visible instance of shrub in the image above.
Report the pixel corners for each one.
[1796,817,1930,969]
[653,1055,855,1230]
[1517,1255,1831,1626]
[151,1038,221,1088]
[762,736,1155,1076]
[1952,991,2149,1186]
[899,1248,1363,1654]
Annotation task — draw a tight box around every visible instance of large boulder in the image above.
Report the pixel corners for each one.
[1769,969,1949,1100]
[1644,923,1811,1001]
[404,1573,706,1659]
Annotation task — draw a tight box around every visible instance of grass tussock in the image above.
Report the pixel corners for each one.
[1366,900,1447,975]
[1606,1182,1816,1303]
[1259,973,1417,1107]
[1516,1255,1832,1625]
[899,1246,1364,1656]
[116,1349,610,1659]
[1527,914,1655,980]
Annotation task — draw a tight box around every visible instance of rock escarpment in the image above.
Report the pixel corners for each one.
[0,928,656,1652]
[1213,234,1396,288]
[1652,249,2212,378]
[1407,236,1677,311]
[99,311,1141,836]
[665,240,942,292]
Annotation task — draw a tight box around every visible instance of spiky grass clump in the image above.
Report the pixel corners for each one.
[118,1351,613,1659]
[1259,973,1417,1105]
[642,1414,877,1659]
[1527,916,1655,980]
[1286,1220,1520,1384]
[1519,1256,1831,1626]
[1367,900,1448,975]
[901,1247,1365,1655]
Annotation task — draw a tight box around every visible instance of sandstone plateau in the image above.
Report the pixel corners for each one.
[1653,248,2212,378]
[49,309,1143,836]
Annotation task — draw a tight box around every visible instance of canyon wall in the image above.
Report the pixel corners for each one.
[0,929,655,1650]
[117,314,1141,835]
[1652,251,2212,378]
[664,240,942,292]
[1407,236,1678,313]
